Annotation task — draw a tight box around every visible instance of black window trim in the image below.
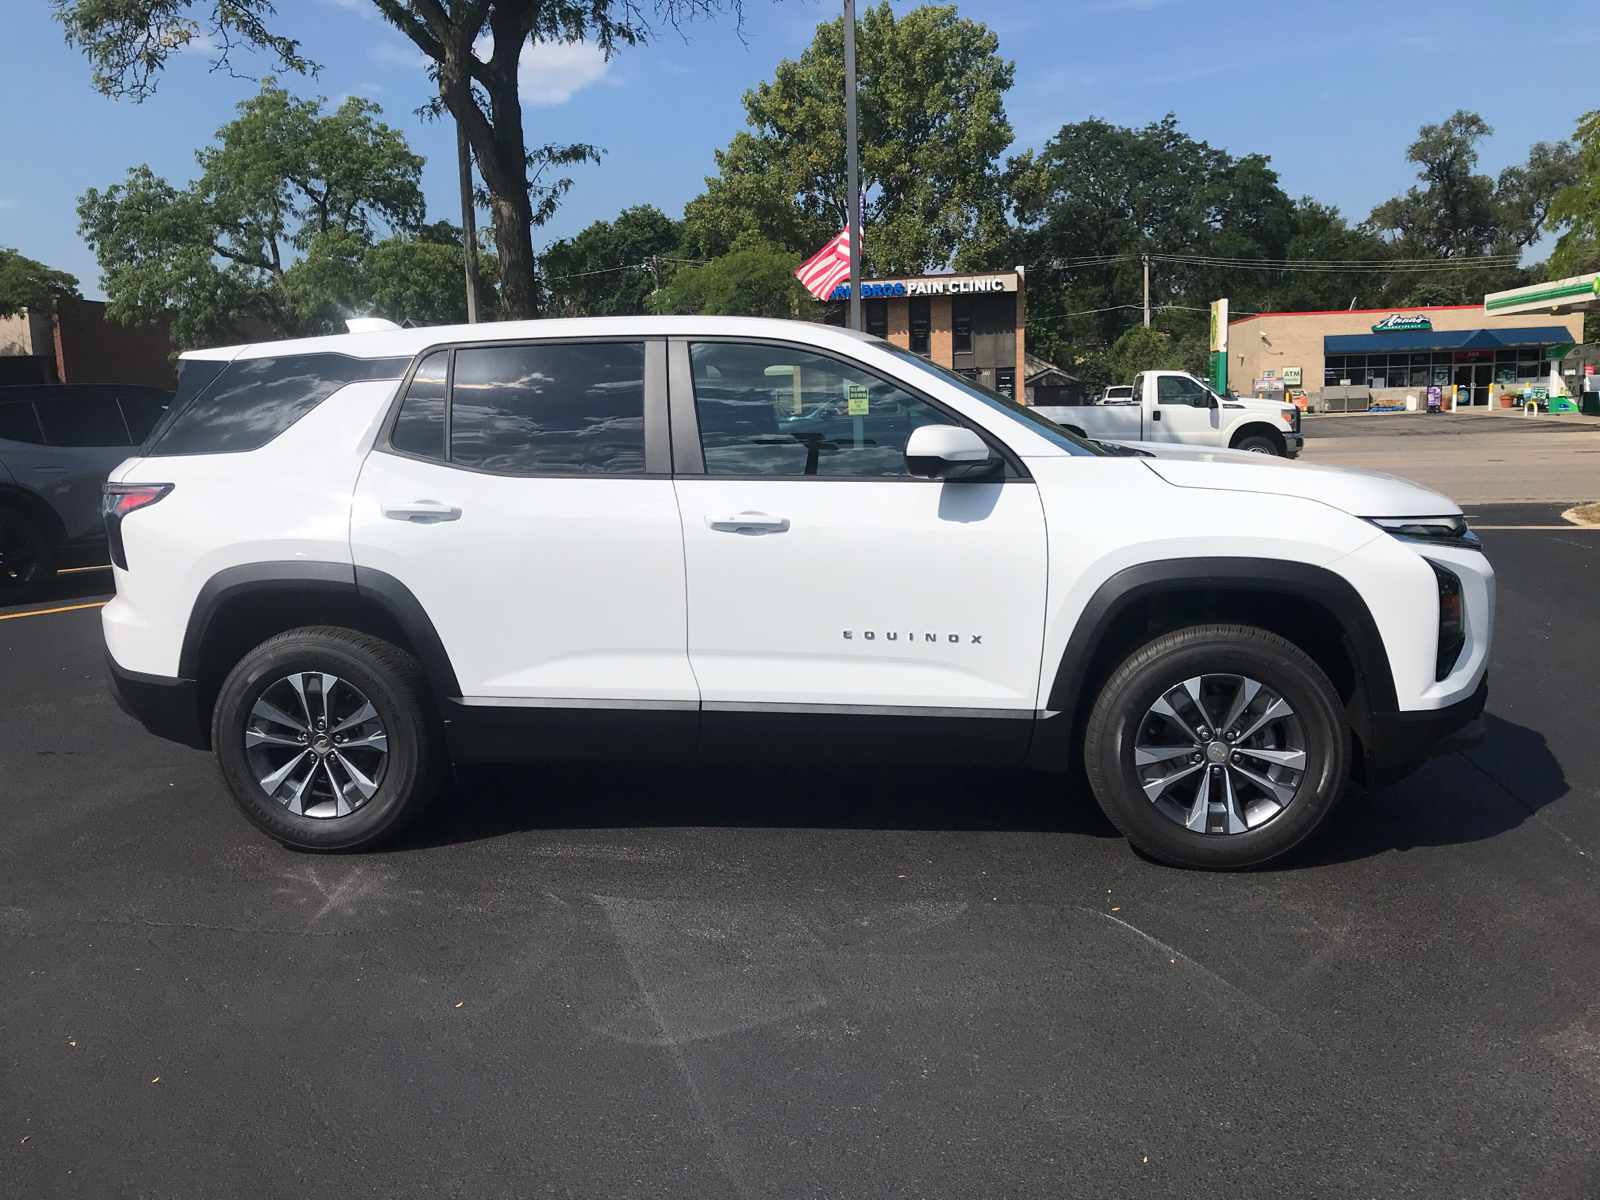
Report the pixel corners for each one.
[376,335,670,479]
[666,335,1031,483]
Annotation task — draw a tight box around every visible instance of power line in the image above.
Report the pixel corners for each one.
[1043,250,1521,275]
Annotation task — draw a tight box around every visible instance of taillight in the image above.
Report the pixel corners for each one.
[1428,560,1465,680]
[102,483,173,570]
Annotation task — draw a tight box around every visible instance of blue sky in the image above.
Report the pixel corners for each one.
[3,0,1596,298]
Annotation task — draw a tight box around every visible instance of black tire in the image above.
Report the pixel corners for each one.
[1083,624,1349,869]
[1233,433,1281,456]
[0,507,56,605]
[211,626,447,851]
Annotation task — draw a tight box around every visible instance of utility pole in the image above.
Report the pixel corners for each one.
[844,0,862,332]
[457,121,481,323]
[1142,253,1150,328]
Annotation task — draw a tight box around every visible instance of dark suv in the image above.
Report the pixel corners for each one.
[0,384,172,603]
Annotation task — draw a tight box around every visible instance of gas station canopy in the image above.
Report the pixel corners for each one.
[1483,271,1600,317]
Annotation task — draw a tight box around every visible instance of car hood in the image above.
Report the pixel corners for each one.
[1125,442,1461,518]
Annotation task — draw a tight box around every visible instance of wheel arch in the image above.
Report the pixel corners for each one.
[1028,558,1396,781]
[179,562,460,749]
[0,482,71,547]
[1227,422,1287,454]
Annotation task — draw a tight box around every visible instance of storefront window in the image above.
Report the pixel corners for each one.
[909,297,930,354]
[864,299,888,339]
[952,297,973,355]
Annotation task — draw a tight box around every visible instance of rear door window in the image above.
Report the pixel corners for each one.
[0,402,43,444]
[146,354,410,457]
[448,342,645,475]
[36,397,131,446]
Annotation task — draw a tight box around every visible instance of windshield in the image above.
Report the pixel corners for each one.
[876,344,1104,456]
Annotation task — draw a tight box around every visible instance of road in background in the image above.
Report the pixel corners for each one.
[3,504,1598,1197]
[1300,411,1600,503]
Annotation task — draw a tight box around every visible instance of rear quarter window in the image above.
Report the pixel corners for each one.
[147,354,410,457]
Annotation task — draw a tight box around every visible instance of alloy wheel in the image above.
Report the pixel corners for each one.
[1132,673,1306,835]
[0,514,44,601]
[244,672,389,818]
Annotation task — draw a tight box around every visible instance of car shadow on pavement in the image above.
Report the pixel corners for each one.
[391,714,1564,864]
[1280,714,1568,870]
[395,759,1123,850]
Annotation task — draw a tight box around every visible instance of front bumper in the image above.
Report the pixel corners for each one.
[106,653,208,750]
[1364,673,1488,787]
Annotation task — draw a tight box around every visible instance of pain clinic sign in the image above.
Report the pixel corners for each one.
[1209,299,1229,392]
[829,274,1017,300]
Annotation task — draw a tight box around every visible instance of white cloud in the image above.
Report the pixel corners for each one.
[517,39,610,104]
[368,41,428,70]
[0,197,18,211]
[472,35,612,105]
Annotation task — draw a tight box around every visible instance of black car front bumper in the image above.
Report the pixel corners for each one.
[106,653,209,750]
[1364,673,1488,787]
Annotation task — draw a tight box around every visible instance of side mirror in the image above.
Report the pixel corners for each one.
[905,425,1001,481]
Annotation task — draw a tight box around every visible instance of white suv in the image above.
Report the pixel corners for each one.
[103,317,1492,868]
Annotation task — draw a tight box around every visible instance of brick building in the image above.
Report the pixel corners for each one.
[826,269,1028,401]
[0,298,177,389]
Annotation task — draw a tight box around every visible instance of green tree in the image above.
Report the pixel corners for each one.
[683,2,1021,274]
[78,82,430,347]
[1546,109,1600,277]
[646,241,811,318]
[56,0,746,322]
[1104,325,1184,385]
[0,249,81,317]
[1364,110,1578,305]
[543,205,684,316]
[1012,115,1370,372]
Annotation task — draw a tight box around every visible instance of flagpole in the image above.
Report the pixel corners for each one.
[843,0,862,332]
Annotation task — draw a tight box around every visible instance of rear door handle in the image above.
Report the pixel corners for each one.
[384,500,461,523]
[706,512,790,534]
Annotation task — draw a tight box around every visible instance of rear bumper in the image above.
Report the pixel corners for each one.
[106,653,208,750]
[1365,673,1488,787]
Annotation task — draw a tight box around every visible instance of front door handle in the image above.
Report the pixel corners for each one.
[384,500,461,523]
[706,512,790,534]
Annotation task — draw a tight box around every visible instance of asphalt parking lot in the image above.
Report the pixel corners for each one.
[5,503,1600,1198]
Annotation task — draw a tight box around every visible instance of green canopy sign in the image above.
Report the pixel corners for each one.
[1372,313,1433,333]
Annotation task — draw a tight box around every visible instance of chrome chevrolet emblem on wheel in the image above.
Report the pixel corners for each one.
[1134,673,1306,836]
[244,672,388,819]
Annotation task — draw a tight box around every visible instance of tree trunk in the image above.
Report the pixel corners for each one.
[479,60,538,320]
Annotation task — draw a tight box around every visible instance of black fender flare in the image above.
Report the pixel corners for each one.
[178,561,462,699]
[1029,557,1397,769]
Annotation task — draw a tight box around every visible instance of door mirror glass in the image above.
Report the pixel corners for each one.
[904,424,999,481]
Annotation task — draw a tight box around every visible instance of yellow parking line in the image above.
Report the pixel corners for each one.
[58,564,112,574]
[0,601,109,621]
[1473,525,1600,530]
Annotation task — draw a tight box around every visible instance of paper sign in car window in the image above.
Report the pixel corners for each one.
[846,382,870,415]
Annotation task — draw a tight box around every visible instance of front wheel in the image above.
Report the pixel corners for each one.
[1233,434,1281,455]
[211,627,447,851]
[1083,624,1349,869]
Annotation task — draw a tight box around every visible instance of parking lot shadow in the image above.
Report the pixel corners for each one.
[1283,714,1568,869]
[395,758,1122,850]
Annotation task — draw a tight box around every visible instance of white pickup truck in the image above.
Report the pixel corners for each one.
[1037,370,1302,457]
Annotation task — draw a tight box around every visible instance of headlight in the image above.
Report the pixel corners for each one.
[1364,515,1482,551]
[1426,559,1466,680]
[1281,407,1301,433]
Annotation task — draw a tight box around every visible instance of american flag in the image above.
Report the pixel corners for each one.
[794,228,854,301]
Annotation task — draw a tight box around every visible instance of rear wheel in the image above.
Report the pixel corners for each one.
[212,627,447,851]
[0,508,55,605]
[1083,624,1348,869]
